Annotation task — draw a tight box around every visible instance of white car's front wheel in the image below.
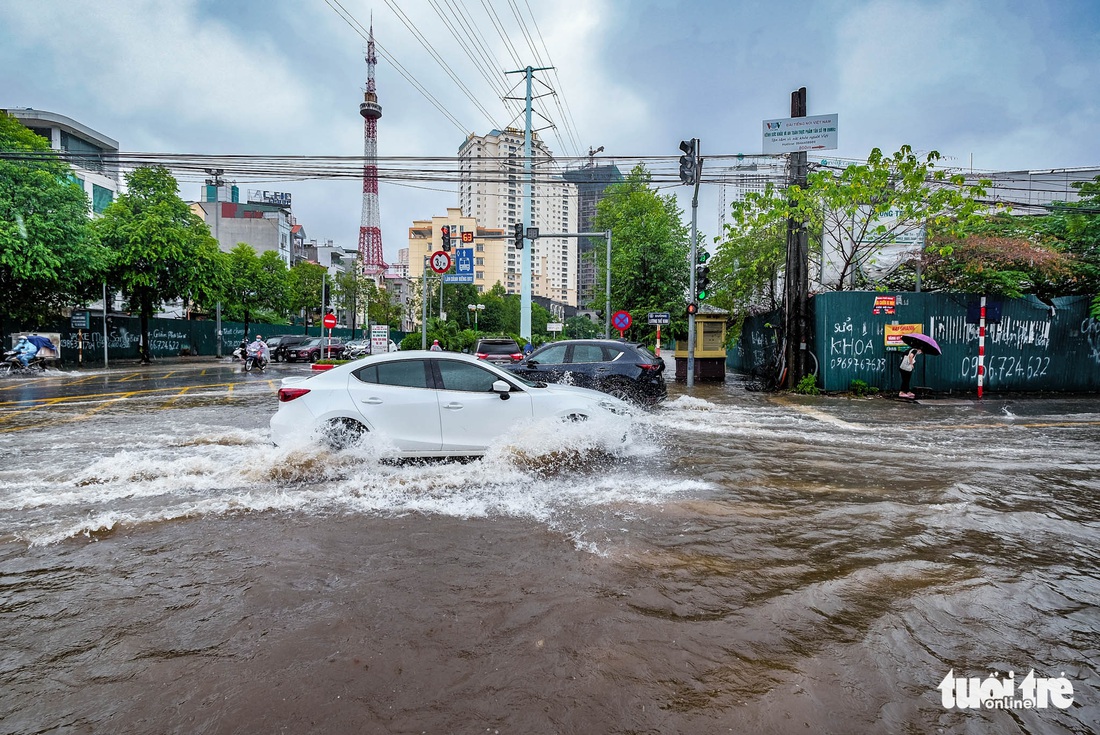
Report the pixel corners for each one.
[321,418,367,450]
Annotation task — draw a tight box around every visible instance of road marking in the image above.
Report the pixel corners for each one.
[118,372,144,382]
[160,386,192,408]
[60,393,135,424]
[0,376,53,391]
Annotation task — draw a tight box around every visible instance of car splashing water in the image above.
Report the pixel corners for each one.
[0,402,666,548]
[0,381,1098,733]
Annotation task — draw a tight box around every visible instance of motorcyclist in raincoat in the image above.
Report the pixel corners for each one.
[12,336,38,367]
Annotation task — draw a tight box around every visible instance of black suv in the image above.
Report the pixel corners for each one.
[271,335,311,362]
[505,339,667,405]
[473,337,523,365]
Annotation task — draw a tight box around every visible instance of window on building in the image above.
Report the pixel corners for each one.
[92,183,113,214]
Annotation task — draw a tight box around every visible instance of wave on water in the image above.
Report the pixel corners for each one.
[2,411,699,547]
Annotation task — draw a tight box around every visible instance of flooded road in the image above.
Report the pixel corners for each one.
[1,365,1098,733]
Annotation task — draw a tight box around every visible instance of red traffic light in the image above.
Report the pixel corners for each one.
[686,303,699,315]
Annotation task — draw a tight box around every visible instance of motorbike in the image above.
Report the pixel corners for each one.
[2,349,47,375]
[243,349,268,372]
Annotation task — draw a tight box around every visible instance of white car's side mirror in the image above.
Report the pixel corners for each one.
[492,380,512,399]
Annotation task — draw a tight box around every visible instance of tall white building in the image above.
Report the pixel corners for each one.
[458,128,579,306]
[4,107,120,214]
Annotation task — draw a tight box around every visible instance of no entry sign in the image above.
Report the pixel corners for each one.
[323,313,337,329]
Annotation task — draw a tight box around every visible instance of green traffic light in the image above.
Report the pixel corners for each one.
[697,251,710,264]
[697,289,709,300]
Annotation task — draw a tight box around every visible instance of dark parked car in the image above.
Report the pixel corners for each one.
[473,337,523,365]
[286,337,346,363]
[270,335,311,362]
[504,339,667,405]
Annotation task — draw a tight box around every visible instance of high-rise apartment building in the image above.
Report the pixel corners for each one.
[458,129,578,306]
[406,207,506,295]
[562,163,622,306]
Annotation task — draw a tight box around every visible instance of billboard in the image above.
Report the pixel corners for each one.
[762,113,838,154]
[246,190,292,207]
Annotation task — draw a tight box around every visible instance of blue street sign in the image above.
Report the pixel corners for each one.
[456,248,474,276]
[443,274,474,284]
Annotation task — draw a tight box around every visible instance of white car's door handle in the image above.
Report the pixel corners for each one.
[362,397,383,404]
[443,402,463,410]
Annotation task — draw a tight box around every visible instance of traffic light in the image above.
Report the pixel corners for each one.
[441,225,451,252]
[695,250,711,301]
[679,139,698,185]
[513,222,524,250]
[686,302,698,315]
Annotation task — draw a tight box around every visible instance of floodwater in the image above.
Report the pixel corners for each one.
[1,374,1098,734]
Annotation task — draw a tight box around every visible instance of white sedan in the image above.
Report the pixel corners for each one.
[270,351,631,457]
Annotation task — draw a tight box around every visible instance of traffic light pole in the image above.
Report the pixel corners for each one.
[685,139,701,388]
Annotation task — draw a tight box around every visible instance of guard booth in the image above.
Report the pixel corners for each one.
[674,304,728,381]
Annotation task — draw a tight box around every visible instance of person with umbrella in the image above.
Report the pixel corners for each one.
[898,333,942,399]
[898,347,920,399]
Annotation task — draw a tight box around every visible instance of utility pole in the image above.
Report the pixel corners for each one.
[205,168,225,358]
[506,65,552,342]
[783,87,809,389]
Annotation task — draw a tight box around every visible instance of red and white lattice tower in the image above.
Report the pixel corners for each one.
[358,23,386,277]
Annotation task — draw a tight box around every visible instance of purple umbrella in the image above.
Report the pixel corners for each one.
[901,333,941,356]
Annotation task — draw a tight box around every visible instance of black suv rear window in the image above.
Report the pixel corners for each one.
[478,340,519,355]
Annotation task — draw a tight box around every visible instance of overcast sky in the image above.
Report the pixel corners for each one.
[3,0,1098,264]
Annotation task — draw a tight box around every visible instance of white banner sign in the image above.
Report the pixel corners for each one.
[762,113,839,154]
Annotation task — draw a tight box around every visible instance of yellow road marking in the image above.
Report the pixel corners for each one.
[0,376,53,391]
[118,372,144,382]
[0,381,250,409]
[0,397,68,424]
[60,393,135,424]
[160,386,192,408]
[65,374,101,385]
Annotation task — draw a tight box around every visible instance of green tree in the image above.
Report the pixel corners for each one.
[709,194,788,319]
[564,315,600,339]
[1034,176,1100,313]
[288,261,326,326]
[717,146,992,303]
[593,165,691,344]
[883,213,1075,299]
[221,244,290,337]
[0,111,109,331]
[95,166,218,363]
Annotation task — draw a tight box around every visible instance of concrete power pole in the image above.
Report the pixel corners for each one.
[506,65,552,342]
[783,86,810,389]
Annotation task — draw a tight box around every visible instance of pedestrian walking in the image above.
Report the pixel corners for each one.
[898,348,920,398]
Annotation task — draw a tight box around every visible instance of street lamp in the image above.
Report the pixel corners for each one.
[468,303,485,336]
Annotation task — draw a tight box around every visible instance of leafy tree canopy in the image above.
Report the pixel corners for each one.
[94,165,218,361]
[592,164,692,343]
[0,111,109,328]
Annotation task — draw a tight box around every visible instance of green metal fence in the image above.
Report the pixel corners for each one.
[5,316,404,366]
[730,293,1100,394]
